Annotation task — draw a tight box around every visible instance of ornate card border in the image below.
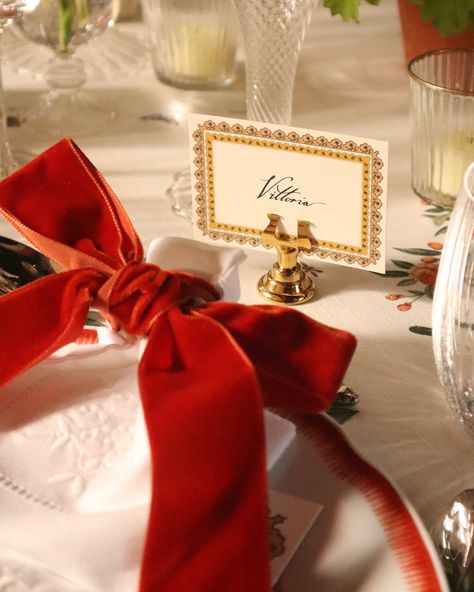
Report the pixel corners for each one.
[192,120,384,268]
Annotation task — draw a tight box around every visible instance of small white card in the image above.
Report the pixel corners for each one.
[269,489,322,585]
[189,114,388,272]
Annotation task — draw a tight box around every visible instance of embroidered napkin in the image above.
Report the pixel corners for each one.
[0,139,356,592]
[0,235,296,591]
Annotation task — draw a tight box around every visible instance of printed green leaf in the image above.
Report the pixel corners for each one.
[392,259,413,269]
[425,284,435,298]
[383,270,410,277]
[425,206,448,214]
[395,248,441,256]
[408,290,425,296]
[397,278,418,286]
[435,226,448,236]
[433,213,451,227]
[409,325,432,336]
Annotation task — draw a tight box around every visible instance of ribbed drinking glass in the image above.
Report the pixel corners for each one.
[409,49,474,208]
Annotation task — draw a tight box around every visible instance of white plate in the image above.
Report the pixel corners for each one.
[0,344,449,591]
[271,413,449,592]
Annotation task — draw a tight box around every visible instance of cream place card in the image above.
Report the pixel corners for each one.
[189,114,388,272]
[268,489,322,585]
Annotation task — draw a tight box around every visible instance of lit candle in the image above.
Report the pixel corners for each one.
[168,21,236,79]
[148,11,238,89]
[432,132,474,198]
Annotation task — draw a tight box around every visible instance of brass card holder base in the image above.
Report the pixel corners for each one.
[258,213,315,305]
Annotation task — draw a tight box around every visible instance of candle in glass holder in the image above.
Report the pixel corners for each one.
[142,0,238,90]
[409,49,474,208]
[432,132,474,198]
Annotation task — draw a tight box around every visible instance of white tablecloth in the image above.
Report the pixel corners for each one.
[1,0,471,548]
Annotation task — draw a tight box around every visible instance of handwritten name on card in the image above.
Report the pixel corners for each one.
[189,115,388,272]
[257,175,326,208]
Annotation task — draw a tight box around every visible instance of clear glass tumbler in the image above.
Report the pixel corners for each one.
[432,162,474,432]
[141,0,238,90]
[408,49,474,208]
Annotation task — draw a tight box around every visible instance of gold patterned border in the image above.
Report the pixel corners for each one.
[192,120,384,267]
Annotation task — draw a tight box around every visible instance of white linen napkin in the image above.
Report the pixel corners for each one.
[0,237,296,591]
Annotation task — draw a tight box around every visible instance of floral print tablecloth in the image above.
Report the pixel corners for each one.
[383,200,449,336]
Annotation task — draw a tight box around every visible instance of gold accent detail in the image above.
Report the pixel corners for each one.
[192,120,385,268]
[257,214,314,305]
[408,49,474,96]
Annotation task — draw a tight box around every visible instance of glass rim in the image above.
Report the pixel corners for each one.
[408,48,474,96]
[465,162,474,201]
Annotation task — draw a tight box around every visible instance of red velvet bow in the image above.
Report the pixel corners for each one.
[0,140,356,591]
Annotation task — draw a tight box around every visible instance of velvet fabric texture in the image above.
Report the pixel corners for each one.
[0,139,357,591]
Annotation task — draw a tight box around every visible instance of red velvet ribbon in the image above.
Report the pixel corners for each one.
[0,140,357,591]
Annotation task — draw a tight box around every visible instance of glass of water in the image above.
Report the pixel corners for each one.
[433,162,474,432]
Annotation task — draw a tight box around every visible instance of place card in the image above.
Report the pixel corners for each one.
[268,489,322,585]
[188,114,388,272]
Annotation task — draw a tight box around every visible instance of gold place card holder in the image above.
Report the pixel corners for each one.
[189,116,388,305]
[258,213,314,305]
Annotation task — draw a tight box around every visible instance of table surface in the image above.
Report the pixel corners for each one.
[1,0,472,549]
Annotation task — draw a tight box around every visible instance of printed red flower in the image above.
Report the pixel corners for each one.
[397,302,412,312]
[421,256,437,263]
[409,263,439,286]
[386,294,402,300]
[427,241,443,251]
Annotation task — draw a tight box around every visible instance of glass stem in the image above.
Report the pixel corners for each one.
[45,53,86,94]
[0,25,15,178]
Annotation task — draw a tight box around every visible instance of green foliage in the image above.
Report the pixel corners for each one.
[58,0,75,53]
[410,0,474,36]
[324,0,474,35]
[323,0,380,22]
[58,0,90,53]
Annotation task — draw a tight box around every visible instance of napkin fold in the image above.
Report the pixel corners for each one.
[0,139,357,592]
[147,236,245,301]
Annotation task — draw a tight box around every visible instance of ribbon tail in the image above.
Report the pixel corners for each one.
[0,139,143,272]
[138,308,271,592]
[198,302,357,413]
[0,269,100,387]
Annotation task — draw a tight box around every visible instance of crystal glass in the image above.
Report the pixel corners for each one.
[4,20,148,81]
[232,0,316,125]
[16,0,114,137]
[165,167,192,222]
[166,0,316,220]
[142,0,238,90]
[0,0,38,176]
[432,162,474,432]
[409,49,474,208]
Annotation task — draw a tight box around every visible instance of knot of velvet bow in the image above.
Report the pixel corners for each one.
[0,139,357,592]
[95,261,219,335]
